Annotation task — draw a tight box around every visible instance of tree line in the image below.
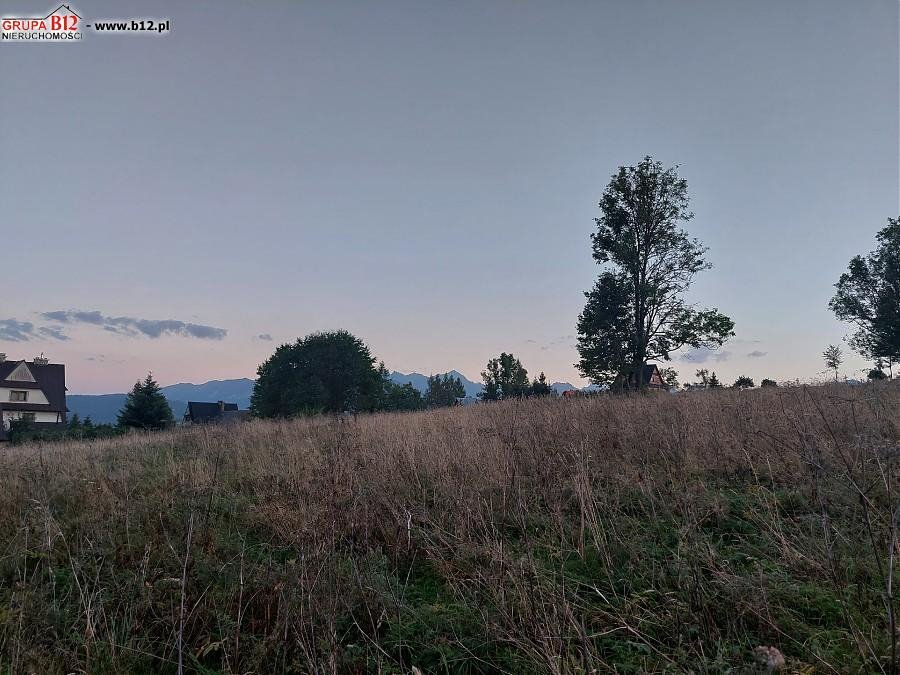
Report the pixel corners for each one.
[249,331,561,418]
[13,156,894,436]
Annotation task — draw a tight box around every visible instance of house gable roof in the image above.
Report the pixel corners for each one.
[5,361,36,383]
[641,364,666,387]
[0,360,67,411]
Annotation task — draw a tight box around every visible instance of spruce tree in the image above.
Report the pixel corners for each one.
[117,372,174,430]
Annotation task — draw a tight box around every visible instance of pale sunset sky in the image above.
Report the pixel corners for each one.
[1,0,897,393]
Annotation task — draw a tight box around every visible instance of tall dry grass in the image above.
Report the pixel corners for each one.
[1,382,899,673]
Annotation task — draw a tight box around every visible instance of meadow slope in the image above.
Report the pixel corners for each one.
[1,382,899,673]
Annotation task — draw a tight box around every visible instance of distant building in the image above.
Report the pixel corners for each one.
[0,354,67,441]
[641,364,667,389]
[183,401,250,425]
[610,363,667,391]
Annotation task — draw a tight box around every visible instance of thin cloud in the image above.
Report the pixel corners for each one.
[41,310,227,340]
[0,319,36,342]
[747,350,767,358]
[679,348,732,364]
[532,334,578,350]
[0,318,69,342]
[38,326,70,341]
[256,333,273,341]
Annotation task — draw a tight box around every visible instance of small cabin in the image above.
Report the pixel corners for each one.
[183,401,249,425]
[642,364,667,389]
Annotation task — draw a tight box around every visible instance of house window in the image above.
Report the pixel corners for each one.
[9,390,27,402]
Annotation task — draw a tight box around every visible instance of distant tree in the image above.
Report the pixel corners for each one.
[829,217,900,377]
[760,378,778,388]
[63,414,119,440]
[529,372,554,397]
[117,373,174,430]
[576,157,734,389]
[868,368,887,381]
[480,353,529,401]
[381,382,425,412]
[693,369,722,389]
[733,375,755,389]
[659,367,680,389]
[425,373,466,408]
[251,330,382,417]
[373,364,424,412]
[823,345,843,382]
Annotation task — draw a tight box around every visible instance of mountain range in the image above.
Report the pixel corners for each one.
[67,378,255,425]
[66,372,588,424]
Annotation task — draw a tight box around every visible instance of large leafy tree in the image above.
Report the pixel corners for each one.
[829,217,900,376]
[425,374,466,408]
[480,352,529,401]
[251,330,382,417]
[577,157,734,389]
[117,373,174,430]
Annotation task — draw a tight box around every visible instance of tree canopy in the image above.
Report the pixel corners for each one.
[425,374,466,408]
[577,157,734,389]
[117,373,174,430]
[529,372,554,397]
[659,367,680,389]
[829,217,900,376]
[480,353,529,401]
[732,375,755,389]
[380,381,425,412]
[251,330,382,417]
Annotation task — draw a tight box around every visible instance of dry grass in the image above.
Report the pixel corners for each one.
[1,382,899,673]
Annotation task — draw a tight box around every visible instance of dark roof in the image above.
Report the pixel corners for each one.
[642,364,667,388]
[0,360,67,411]
[185,401,239,423]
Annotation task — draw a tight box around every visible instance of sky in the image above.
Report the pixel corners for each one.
[1,0,897,394]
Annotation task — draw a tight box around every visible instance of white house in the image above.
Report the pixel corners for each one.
[0,354,67,441]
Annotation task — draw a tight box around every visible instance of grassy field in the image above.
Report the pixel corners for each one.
[1,382,899,674]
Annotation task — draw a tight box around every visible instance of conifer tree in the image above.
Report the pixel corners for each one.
[117,372,174,430]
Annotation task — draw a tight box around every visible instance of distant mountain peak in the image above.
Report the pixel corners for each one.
[551,382,577,393]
